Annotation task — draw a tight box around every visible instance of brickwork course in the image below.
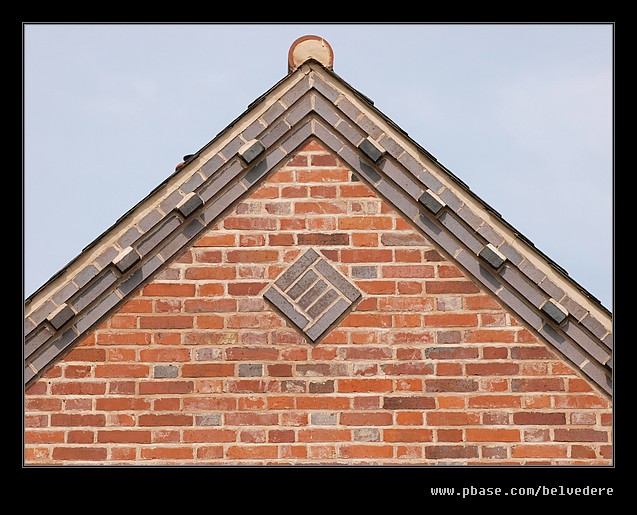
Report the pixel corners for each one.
[24,36,612,466]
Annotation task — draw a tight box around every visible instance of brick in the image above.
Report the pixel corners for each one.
[513,412,566,425]
[228,282,269,296]
[424,313,478,327]
[553,429,608,442]
[466,363,519,376]
[52,447,107,461]
[339,445,393,459]
[142,283,195,297]
[383,396,435,410]
[425,379,478,392]
[382,265,434,279]
[181,364,234,377]
[425,445,479,460]
[426,281,480,294]
[340,412,393,426]
[297,233,349,246]
[466,429,520,442]
[139,315,193,329]
[384,429,434,442]
[541,298,569,324]
[511,378,565,392]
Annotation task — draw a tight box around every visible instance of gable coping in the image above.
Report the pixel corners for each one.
[24,61,612,396]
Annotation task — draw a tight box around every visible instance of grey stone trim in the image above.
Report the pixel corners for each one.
[238,139,266,164]
[358,137,384,163]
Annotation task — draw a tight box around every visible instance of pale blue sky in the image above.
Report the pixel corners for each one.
[24,23,613,309]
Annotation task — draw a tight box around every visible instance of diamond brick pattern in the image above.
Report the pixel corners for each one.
[264,249,361,342]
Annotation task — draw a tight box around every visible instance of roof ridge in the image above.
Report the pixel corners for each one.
[24,63,612,396]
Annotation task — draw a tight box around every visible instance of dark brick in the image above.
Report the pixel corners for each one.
[199,154,225,180]
[297,280,327,310]
[376,179,420,220]
[73,265,99,288]
[199,161,243,202]
[383,396,435,410]
[418,189,445,215]
[309,380,334,393]
[238,139,266,164]
[378,158,422,198]
[219,135,243,161]
[513,412,566,425]
[263,287,309,330]
[352,266,377,279]
[136,216,181,257]
[541,299,568,324]
[336,118,365,146]
[306,298,351,341]
[260,120,289,149]
[47,303,75,330]
[154,365,178,378]
[74,291,120,333]
[315,259,360,302]
[275,249,320,290]
[24,325,54,359]
[425,445,479,460]
[279,120,312,155]
[176,192,203,218]
[113,246,141,273]
[70,270,118,312]
[478,243,506,269]
[286,269,319,300]
[358,138,384,162]
[200,182,245,225]
[306,288,338,319]
[297,233,349,246]
[500,265,546,308]
[181,171,205,194]
[438,211,482,253]
[238,364,263,377]
[313,94,341,126]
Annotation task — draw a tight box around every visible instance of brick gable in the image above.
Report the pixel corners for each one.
[25,140,612,465]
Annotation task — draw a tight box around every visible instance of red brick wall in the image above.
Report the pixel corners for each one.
[24,140,612,465]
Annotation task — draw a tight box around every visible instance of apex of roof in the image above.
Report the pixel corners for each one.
[24,36,612,395]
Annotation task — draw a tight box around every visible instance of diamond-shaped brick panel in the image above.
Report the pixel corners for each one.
[264,249,361,342]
